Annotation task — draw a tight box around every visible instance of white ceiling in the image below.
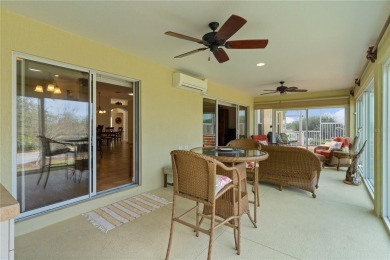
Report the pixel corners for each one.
[2,1,389,96]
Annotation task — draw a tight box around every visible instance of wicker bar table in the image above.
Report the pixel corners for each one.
[191,146,269,224]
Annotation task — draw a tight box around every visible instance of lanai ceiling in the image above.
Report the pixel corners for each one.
[2,1,389,96]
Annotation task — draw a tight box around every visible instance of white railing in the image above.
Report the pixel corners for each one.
[286,122,345,146]
[203,124,214,135]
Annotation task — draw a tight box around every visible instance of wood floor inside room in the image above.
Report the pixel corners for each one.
[18,140,134,211]
[97,140,133,192]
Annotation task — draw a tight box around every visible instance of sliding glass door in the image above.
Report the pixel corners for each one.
[356,81,375,192]
[203,98,248,146]
[15,55,91,215]
[203,98,216,147]
[14,53,140,218]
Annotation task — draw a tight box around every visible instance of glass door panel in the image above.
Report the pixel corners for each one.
[284,110,306,146]
[217,102,237,146]
[203,98,216,147]
[96,76,135,192]
[238,106,248,139]
[16,56,90,214]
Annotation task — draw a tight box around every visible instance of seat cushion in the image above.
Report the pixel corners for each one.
[215,175,232,194]
[333,137,350,148]
[251,135,268,145]
[316,149,331,158]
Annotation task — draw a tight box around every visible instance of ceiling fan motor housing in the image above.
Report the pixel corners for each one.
[202,31,226,51]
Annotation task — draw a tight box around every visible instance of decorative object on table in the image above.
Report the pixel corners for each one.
[82,193,170,233]
[165,14,268,63]
[344,140,367,186]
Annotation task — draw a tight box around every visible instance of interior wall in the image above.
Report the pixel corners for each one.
[0,9,254,235]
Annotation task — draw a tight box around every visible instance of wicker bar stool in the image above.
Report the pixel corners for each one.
[166,150,248,260]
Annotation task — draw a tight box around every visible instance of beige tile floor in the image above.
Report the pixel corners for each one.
[15,167,390,259]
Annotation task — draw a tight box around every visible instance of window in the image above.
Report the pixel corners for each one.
[255,107,347,148]
[382,58,390,228]
[356,81,375,194]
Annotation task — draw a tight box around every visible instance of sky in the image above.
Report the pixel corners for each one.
[285,108,345,124]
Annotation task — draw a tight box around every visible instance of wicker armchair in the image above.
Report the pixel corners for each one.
[166,150,249,260]
[313,137,350,166]
[226,138,261,206]
[258,145,322,198]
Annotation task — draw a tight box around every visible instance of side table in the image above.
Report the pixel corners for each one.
[333,151,352,171]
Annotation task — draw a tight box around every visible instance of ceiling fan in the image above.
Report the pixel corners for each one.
[261,81,308,95]
[165,14,268,63]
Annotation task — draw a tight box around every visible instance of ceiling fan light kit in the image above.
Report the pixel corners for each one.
[165,14,268,63]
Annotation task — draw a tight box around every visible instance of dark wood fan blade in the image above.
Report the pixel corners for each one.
[225,39,268,49]
[174,48,208,58]
[165,31,208,44]
[215,15,247,41]
[286,87,298,91]
[289,89,308,92]
[260,91,278,95]
[264,90,278,91]
[213,48,229,63]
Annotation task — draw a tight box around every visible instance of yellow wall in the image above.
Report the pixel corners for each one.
[0,9,253,235]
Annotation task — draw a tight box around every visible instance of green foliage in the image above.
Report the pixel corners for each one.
[286,115,336,131]
[17,97,88,152]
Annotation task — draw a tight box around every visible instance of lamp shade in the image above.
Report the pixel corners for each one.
[34,85,44,93]
[47,83,55,92]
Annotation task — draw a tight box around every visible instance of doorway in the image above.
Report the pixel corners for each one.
[218,104,237,146]
[203,98,248,147]
[13,53,140,218]
[96,77,135,192]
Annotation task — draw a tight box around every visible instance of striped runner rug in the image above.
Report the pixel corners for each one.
[82,193,170,233]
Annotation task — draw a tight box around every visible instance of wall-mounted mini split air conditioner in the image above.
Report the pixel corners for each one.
[172,72,207,94]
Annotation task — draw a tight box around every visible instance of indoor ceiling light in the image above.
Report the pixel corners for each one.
[29,68,41,72]
[47,83,55,92]
[97,92,106,114]
[256,62,265,67]
[34,85,44,93]
[53,87,62,94]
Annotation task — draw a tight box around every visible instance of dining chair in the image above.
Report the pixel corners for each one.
[105,127,115,145]
[37,135,73,188]
[73,143,89,183]
[96,126,104,156]
[115,127,123,142]
[226,138,261,206]
[166,150,248,260]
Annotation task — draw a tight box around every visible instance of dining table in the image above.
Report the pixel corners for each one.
[191,146,269,225]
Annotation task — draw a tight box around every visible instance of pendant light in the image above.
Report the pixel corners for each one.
[97,92,106,114]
